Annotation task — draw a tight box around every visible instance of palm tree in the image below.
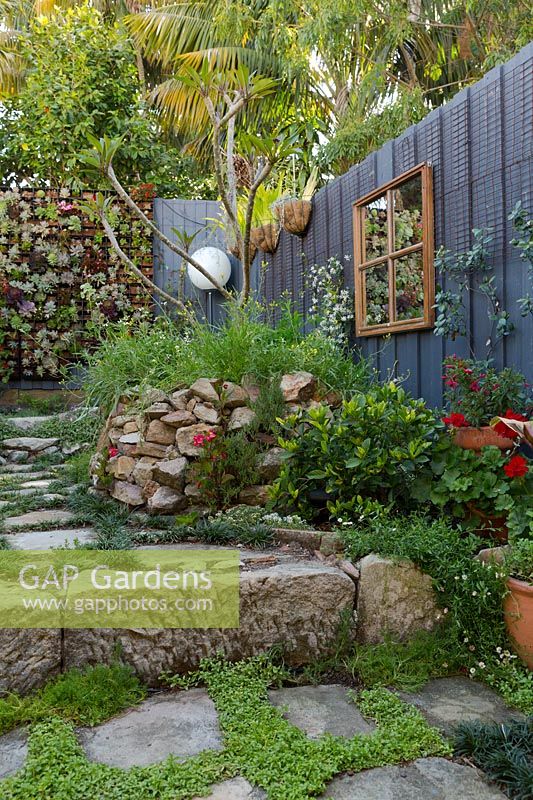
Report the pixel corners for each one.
[0,0,147,99]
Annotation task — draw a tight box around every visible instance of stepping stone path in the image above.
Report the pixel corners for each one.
[0,730,27,780]
[319,758,505,799]
[268,684,375,738]
[8,528,96,550]
[0,679,513,796]
[3,509,75,531]
[78,690,222,768]
[398,676,525,735]
[0,424,90,546]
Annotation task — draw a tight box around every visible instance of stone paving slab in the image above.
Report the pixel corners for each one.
[3,509,75,531]
[268,684,375,739]
[398,677,524,736]
[8,527,96,550]
[19,480,52,490]
[6,416,56,432]
[0,471,51,482]
[192,778,266,799]
[78,690,223,768]
[1,437,59,452]
[319,757,506,799]
[0,729,28,779]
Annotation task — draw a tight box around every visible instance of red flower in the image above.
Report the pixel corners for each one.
[469,381,481,392]
[493,410,528,439]
[442,412,470,428]
[445,379,459,389]
[193,434,206,447]
[108,447,119,458]
[504,455,529,479]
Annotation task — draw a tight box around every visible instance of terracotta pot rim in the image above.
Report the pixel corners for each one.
[507,575,533,593]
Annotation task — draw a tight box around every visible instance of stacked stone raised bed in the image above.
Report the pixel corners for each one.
[90,372,337,513]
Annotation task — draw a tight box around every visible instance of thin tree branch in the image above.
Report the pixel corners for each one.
[106,162,233,300]
[98,210,195,322]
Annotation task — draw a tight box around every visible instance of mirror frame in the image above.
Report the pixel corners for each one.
[353,162,435,337]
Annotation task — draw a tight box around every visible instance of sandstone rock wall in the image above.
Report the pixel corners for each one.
[90,372,337,514]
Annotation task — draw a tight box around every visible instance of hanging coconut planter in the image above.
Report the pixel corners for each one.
[274,198,313,236]
[229,242,258,262]
[250,222,280,254]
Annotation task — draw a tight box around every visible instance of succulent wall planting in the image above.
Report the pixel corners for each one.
[0,187,153,380]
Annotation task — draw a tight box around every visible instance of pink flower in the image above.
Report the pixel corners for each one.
[108,447,119,458]
[193,434,206,448]
[445,379,459,389]
[469,381,481,392]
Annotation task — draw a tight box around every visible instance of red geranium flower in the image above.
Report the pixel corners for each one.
[493,409,528,439]
[108,447,119,458]
[504,455,529,479]
[442,412,470,428]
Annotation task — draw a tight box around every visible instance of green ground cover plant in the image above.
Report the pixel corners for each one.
[0,663,145,736]
[454,718,533,800]
[0,654,451,800]
[340,513,533,714]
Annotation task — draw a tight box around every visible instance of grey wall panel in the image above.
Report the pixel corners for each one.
[257,43,533,405]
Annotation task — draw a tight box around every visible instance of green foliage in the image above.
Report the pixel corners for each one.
[510,201,533,318]
[189,428,261,510]
[81,302,371,414]
[0,416,18,440]
[320,88,428,174]
[0,663,145,736]
[341,513,533,714]
[505,539,533,584]
[272,382,439,520]
[0,5,208,194]
[32,411,101,448]
[413,438,533,540]
[0,654,449,800]
[434,228,514,357]
[348,630,461,693]
[454,718,533,800]
[442,356,531,427]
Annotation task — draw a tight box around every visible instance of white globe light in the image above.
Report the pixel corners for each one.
[188,247,231,291]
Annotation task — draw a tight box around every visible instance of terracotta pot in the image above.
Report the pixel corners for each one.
[466,503,508,543]
[274,199,312,235]
[504,576,533,670]
[250,223,280,253]
[453,426,514,451]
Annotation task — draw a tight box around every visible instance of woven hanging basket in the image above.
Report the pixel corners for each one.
[275,199,312,235]
[250,222,280,253]
[229,242,258,262]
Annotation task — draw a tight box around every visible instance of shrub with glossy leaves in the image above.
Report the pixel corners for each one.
[271,382,440,520]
